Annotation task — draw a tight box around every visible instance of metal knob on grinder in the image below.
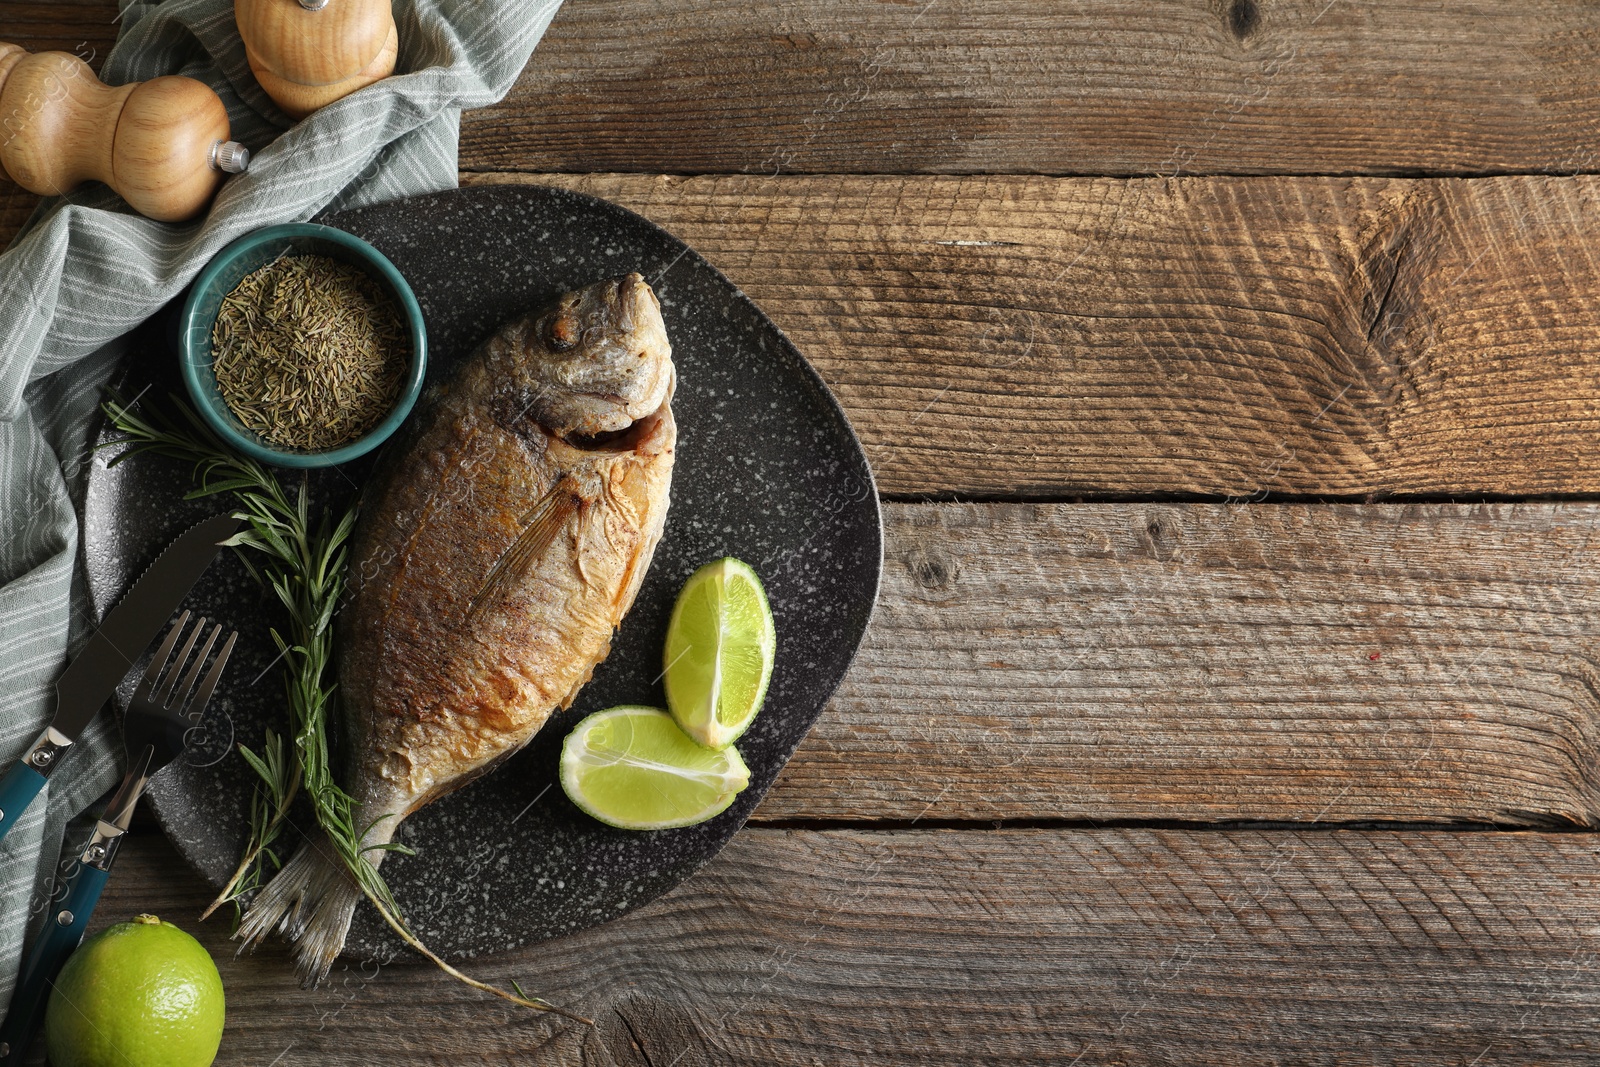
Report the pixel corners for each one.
[0,42,247,222]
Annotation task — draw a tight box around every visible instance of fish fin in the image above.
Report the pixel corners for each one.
[235,835,361,987]
[575,498,612,589]
[467,478,581,622]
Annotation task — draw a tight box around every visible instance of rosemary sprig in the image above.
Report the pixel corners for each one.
[102,391,589,1025]
[102,391,373,916]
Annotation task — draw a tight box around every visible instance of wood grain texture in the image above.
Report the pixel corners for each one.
[0,44,233,222]
[11,0,1600,178]
[759,502,1600,827]
[462,0,1600,177]
[0,3,116,63]
[0,4,109,247]
[236,0,398,119]
[245,23,397,121]
[469,171,1600,497]
[70,829,1600,1066]
[0,176,35,248]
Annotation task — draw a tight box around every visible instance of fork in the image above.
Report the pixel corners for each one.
[0,612,237,1064]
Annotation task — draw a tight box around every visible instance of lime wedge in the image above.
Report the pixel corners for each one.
[663,557,776,750]
[560,706,751,830]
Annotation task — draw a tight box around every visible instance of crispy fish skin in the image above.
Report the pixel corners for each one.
[238,274,676,982]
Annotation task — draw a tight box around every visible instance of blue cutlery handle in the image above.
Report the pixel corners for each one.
[0,763,45,846]
[0,861,108,1064]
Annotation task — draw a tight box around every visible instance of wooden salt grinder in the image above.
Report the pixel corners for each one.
[235,0,399,119]
[0,43,249,223]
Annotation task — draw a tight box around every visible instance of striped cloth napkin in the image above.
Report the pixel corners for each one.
[0,0,562,1010]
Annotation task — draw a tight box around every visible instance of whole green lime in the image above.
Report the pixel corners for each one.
[44,913,225,1067]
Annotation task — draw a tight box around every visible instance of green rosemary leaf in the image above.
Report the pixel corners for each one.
[196,477,266,496]
[237,743,274,784]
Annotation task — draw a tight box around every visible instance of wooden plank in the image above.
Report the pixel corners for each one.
[0,3,118,61]
[470,171,1600,497]
[0,178,35,251]
[756,501,1600,827]
[10,0,1600,178]
[85,829,1600,1065]
[462,0,1600,177]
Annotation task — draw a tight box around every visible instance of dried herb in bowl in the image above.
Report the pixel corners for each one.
[212,253,408,452]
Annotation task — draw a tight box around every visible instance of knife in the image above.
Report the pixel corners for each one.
[0,512,242,845]
[0,614,237,1066]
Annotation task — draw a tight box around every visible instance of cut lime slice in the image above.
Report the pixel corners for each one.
[560,706,751,830]
[663,557,776,750]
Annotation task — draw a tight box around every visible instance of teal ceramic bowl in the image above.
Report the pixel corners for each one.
[178,222,427,468]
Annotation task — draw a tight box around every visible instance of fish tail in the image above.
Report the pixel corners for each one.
[235,834,362,987]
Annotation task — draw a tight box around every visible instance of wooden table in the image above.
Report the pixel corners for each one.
[9,2,1600,1062]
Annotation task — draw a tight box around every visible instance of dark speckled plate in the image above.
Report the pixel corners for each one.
[82,185,881,963]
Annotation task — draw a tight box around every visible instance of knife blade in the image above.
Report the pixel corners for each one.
[0,512,241,844]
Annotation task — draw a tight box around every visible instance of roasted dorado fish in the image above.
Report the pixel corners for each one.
[238,273,676,982]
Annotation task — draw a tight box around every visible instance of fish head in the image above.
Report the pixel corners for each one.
[516,273,675,440]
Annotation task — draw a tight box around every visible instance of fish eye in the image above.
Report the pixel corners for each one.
[544,312,579,351]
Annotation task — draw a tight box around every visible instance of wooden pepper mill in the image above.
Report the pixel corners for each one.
[0,43,248,223]
[236,0,398,119]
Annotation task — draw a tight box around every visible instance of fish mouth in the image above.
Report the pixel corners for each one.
[613,271,659,328]
[559,394,672,453]
[556,341,676,452]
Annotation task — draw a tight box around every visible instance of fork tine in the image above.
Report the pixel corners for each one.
[134,610,191,702]
[168,623,222,712]
[184,631,237,721]
[156,616,207,707]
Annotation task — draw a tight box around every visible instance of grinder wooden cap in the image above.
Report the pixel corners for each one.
[236,0,395,87]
